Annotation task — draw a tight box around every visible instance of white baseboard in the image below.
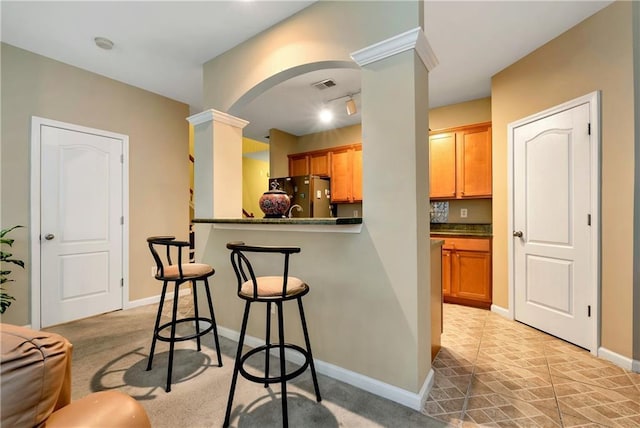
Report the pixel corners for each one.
[216,326,432,411]
[125,288,191,310]
[491,304,511,319]
[598,347,636,371]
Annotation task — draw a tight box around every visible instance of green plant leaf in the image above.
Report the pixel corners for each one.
[0,226,25,312]
[0,225,23,239]
[0,290,15,314]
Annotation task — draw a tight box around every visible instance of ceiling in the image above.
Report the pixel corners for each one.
[1,1,613,143]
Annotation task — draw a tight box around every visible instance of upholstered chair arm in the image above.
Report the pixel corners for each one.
[44,391,151,428]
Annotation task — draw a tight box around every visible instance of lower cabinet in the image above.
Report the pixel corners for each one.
[439,236,492,309]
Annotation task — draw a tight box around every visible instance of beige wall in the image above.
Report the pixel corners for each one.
[492,1,636,357]
[0,43,190,326]
[242,156,269,217]
[429,97,492,131]
[269,128,298,178]
[295,123,362,153]
[199,1,431,396]
[446,199,492,224]
[205,1,421,112]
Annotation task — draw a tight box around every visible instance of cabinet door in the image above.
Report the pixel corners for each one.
[441,249,452,298]
[330,149,352,202]
[289,155,309,177]
[429,132,457,198]
[458,126,492,197]
[351,147,362,202]
[310,152,330,177]
[453,250,492,303]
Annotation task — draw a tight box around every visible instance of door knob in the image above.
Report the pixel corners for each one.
[44,233,55,240]
[513,231,523,238]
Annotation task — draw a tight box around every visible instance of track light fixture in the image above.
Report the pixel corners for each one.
[324,90,360,118]
[345,97,357,116]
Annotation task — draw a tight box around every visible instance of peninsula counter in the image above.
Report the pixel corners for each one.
[192,217,363,233]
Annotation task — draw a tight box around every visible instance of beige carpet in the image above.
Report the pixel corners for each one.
[45,299,445,428]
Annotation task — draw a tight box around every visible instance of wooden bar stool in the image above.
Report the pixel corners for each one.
[223,242,321,428]
[146,236,223,392]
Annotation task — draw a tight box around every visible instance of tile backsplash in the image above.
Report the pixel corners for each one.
[430,198,492,224]
[430,201,449,223]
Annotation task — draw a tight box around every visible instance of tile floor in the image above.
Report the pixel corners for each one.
[424,304,640,427]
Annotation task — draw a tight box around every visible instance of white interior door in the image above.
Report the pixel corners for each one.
[40,124,124,327]
[512,102,593,350]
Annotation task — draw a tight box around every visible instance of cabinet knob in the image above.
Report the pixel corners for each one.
[513,231,523,238]
[44,233,55,240]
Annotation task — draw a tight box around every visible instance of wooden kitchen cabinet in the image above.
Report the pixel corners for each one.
[441,249,452,297]
[309,152,330,177]
[288,144,362,203]
[440,236,492,309]
[330,145,361,203]
[429,132,457,198]
[351,146,362,202]
[458,124,492,197]
[288,154,309,176]
[429,122,492,199]
[287,150,331,177]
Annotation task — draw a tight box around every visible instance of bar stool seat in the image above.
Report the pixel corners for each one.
[239,276,306,298]
[146,236,223,392]
[223,242,321,428]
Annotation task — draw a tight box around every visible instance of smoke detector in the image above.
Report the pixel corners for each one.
[94,37,114,50]
[311,79,336,90]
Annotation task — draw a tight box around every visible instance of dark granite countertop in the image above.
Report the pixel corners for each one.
[192,217,362,225]
[429,223,492,237]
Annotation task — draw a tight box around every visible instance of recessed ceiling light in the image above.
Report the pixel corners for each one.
[94,37,114,50]
[319,108,333,123]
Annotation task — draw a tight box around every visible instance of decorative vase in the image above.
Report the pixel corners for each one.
[259,183,290,218]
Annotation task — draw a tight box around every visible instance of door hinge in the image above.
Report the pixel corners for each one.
[588,123,591,135]
[120,278,124,287]
[120,216,124,225]
[588,305,591,317]
[587,214,591,226]
[120,154,124,163]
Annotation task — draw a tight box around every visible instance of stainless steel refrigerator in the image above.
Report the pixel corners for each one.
[268,175,332,218]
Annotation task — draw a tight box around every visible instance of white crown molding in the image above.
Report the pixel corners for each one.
[187,109,249,129]
[350,27,438,71]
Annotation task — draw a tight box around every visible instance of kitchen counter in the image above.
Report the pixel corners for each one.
[193,217,362,225]
[192,217,363,233]
[429,223,492,237]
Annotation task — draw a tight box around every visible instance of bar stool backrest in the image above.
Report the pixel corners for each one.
[226,241,301,299]
[147,236,190,280]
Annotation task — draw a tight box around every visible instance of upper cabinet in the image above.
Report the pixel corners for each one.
[310,152,331,177]
[429,132,457,198]
[288,144,362,203]
[429,122,492,199]
[330,145,362,203]
[288,150,331,177]
[289,154,309,177]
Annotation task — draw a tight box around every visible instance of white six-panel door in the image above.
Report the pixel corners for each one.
[512,101,594,351]
[37,121,125,327]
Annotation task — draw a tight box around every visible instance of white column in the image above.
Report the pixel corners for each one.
[187,109,248,218]
[351,27,438,392]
